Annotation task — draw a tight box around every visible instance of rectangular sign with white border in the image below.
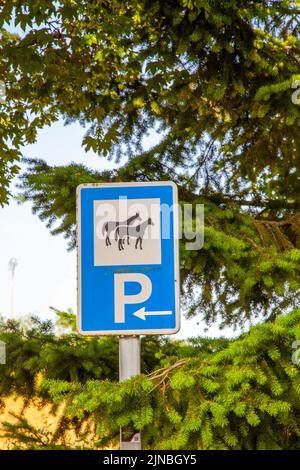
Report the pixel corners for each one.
[77,182,180,335]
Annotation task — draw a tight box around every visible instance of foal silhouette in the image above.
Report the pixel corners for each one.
[115,218,154,251]
[102,212,141,246]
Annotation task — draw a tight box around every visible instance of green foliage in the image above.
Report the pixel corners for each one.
[2,413,68,450]
[45,309,300,450]
[6,0,298,326]
[1,0,300,451]
[1,309,300,449]
[0,0,298,326]
[0,313,119,399]
[18,158,300,327]
[0,0,299,205]
[1,412,96,450]
[0,311,189,399]
[52,306,77,333]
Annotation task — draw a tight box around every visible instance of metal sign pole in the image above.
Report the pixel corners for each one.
[119,335,141,450]
[77,182,180,449]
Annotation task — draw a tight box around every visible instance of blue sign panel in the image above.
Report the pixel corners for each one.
[77,182,180,335]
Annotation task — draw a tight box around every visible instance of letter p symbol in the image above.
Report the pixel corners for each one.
[114,273,152,323]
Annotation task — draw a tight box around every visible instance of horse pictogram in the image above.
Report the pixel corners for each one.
[102,212,141,246]
[115,218,154,251]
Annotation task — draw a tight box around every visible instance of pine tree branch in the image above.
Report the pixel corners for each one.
[204,193,300,210]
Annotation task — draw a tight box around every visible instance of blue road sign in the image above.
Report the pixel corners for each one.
[77,182,180,335]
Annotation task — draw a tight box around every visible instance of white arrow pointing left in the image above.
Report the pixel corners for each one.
[133,307,172,321]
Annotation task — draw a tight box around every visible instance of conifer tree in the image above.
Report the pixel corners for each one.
[0,0,298,325]
[45,309,300,450]
[0,0,299,449]
[1,309,300,449]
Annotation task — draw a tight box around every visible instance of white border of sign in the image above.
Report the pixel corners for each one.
[76,181,180,336]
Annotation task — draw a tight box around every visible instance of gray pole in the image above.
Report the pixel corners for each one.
[119,336,141,450]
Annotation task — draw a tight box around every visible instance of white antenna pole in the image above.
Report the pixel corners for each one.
[8,258,18,319]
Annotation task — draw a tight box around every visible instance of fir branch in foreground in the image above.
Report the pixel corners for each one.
[45,308,300,450]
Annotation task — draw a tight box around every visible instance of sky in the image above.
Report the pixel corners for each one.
[0,119,239,339]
